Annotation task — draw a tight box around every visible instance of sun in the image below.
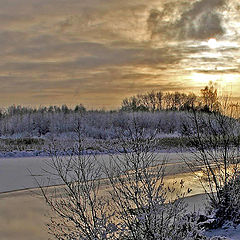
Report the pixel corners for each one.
[208,38,218,49]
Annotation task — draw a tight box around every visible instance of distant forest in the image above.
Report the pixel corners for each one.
[0,84,238,139]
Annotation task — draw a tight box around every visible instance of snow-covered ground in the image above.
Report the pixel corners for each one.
[205,224,240,240]
[0,150,48,158]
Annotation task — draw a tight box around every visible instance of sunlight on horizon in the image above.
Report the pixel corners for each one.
[208,38,218,49]
[189,72,239,97]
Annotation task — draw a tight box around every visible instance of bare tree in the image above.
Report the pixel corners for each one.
[200,82,219,112]
[38,118,117,240]
[182,106,240,227]
[156,91,163,111]
[104,114,204,240]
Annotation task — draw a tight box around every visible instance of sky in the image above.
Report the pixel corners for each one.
[0,0,240,109]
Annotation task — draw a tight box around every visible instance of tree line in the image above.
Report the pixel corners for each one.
[0,84,238,138]
[0,84,222,119]
[121,84,219,112]
[0,104,87,119]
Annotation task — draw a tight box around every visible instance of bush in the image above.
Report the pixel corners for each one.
[182,107,240,229]
[212,171,240,227]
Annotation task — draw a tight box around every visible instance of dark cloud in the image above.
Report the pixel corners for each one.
[0,31,30,50]
[32,94,63,99]
[148,0,225,41]
[196,68,240,74]
[1,44,183,74]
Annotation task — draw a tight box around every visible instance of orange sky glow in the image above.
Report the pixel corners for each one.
[0,0,240,109]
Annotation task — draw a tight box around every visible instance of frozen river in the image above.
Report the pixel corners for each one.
[0,152,190,193]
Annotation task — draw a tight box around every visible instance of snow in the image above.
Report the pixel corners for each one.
[0,150,49,158]
[205,224,240,240]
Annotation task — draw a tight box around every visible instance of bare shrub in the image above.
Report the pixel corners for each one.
[39,115,205,239]
[182,107,240,227]
[215,170,240,226]
[38,119,118,240]
[104,115,205,240]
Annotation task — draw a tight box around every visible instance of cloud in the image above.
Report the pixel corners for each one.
[148,0,225,41]
[1,42,183,75]
[0,0,239,108]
